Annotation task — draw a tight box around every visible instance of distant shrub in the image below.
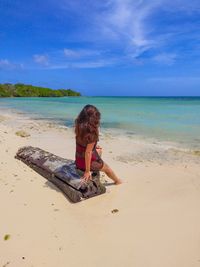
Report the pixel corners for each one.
[0,83,81,97]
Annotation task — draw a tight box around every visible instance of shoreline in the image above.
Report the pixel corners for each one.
[1,98,200,150]
[0,107,200,165]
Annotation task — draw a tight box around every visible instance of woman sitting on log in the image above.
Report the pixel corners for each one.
[74,104,122,185]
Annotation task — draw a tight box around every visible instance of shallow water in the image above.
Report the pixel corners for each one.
[0,96,200,149]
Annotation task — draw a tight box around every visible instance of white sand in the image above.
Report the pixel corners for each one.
[0,111,200,267]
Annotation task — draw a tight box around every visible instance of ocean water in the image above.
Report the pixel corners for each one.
[0,96,200,149]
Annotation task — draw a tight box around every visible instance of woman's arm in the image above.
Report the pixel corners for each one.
[82,142,95,181]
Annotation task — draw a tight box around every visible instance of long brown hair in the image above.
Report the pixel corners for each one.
[75,104,101,144]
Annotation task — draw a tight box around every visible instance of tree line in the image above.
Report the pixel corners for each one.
[0,83,81,97]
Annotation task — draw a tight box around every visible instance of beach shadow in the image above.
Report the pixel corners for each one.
[43,180,74,204]
[43,180,61,193]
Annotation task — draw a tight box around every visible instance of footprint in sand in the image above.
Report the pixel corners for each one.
[2,261,10,267]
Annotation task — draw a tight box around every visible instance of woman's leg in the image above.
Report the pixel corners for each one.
[100,162,122,185]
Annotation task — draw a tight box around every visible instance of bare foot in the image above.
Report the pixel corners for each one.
[115,179,122,185]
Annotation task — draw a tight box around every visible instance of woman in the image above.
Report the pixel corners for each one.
[74,104,122,185]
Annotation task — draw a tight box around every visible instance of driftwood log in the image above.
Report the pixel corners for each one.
[15,146,106,203]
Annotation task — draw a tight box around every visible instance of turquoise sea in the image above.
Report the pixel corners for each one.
[0,97,200,149]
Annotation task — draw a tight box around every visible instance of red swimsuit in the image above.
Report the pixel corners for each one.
[75,140,104,171]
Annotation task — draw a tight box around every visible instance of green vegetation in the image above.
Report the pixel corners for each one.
[0,83,81,97]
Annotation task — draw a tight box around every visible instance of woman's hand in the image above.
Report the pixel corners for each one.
[81,171,91,183]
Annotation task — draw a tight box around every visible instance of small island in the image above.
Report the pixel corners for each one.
[0,83,81,97]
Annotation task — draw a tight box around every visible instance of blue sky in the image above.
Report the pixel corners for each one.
[0,0,200,96]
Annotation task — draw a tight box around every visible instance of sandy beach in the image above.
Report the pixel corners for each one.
[1,109,200,267]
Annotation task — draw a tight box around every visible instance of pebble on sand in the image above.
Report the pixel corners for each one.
[15,130,30,138]
[4,234,10,241]
[111,209,119,214]
[193,150,200,156]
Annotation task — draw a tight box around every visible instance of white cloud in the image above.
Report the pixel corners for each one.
[29,0,200,69]
[33,54,49,66]
[0,59,23,70]
[0,59,12,69]
[149,76,200,82]
[46,59,114,69]
[58,0,160,49]
[63,49,79,58]
[152,53,177,65]
[30,49,112,70]
[93,0,163,57]
[63,48,102,58]
[60,0,200,61]
[71,60,113,68]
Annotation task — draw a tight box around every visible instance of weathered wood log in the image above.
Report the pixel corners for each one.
[15,146,106,203]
